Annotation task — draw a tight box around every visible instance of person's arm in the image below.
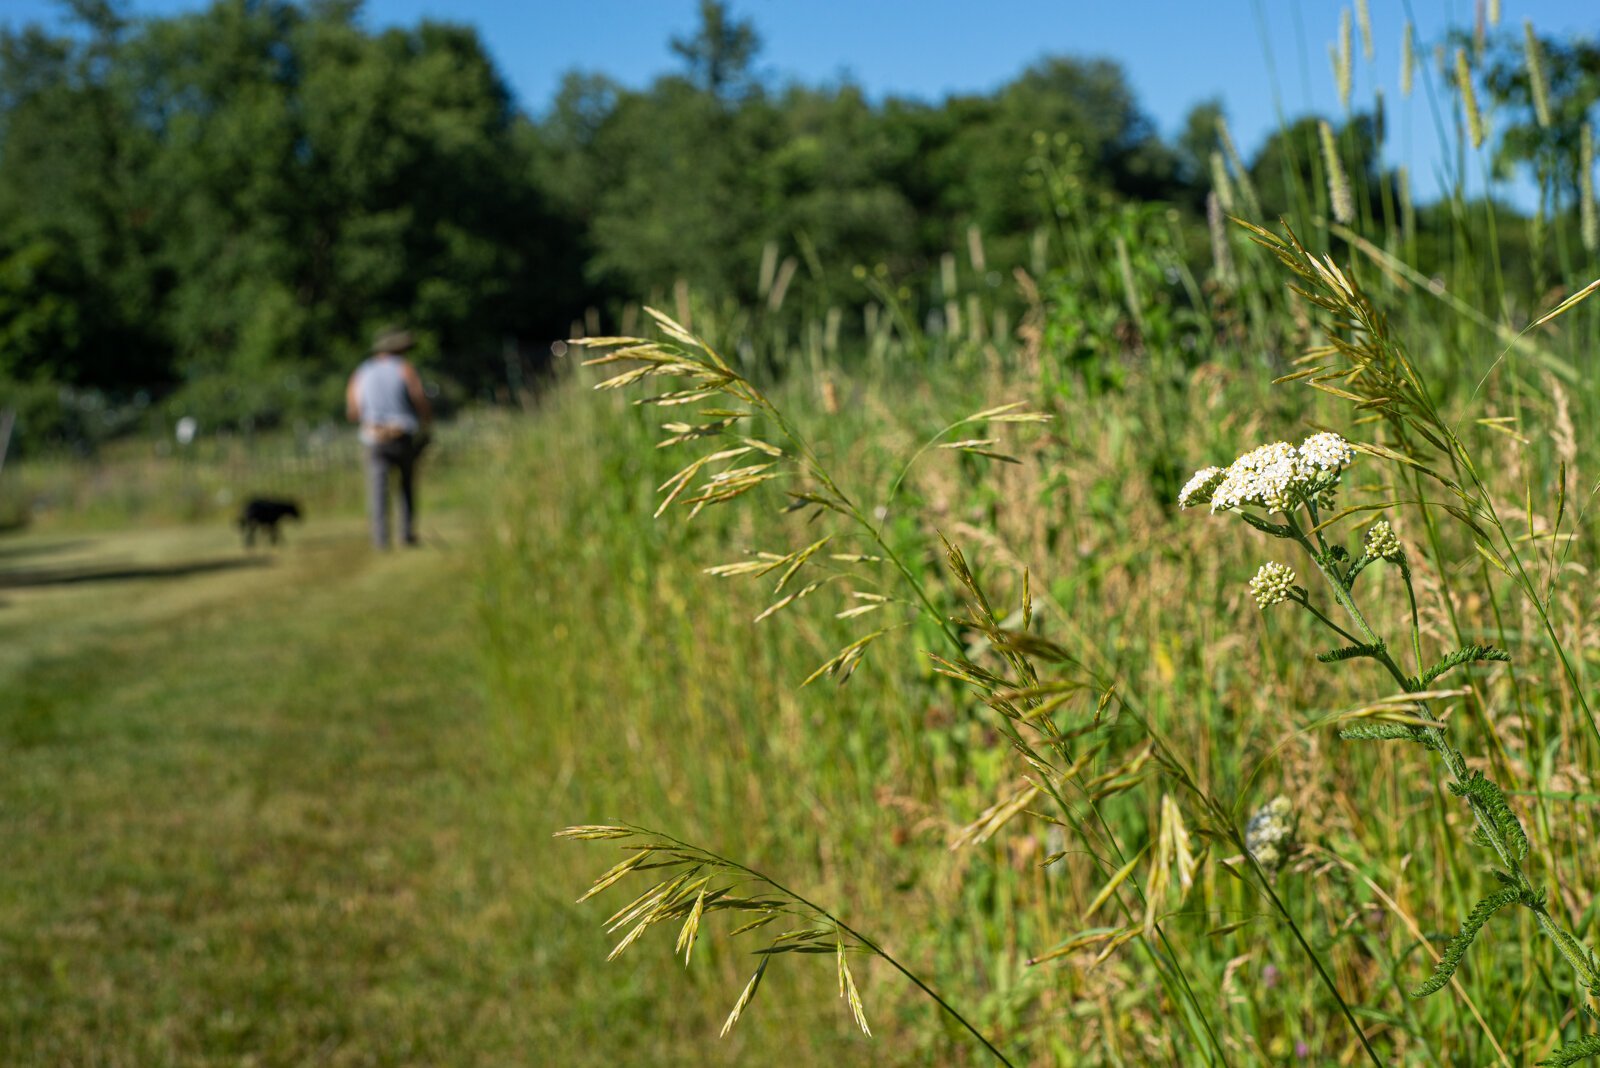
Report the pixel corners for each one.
[402,361,433,428]
[345,370,362,424]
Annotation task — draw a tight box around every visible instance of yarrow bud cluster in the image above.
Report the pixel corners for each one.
[1245,795,1298,875]
[1364,519,1402,560]
[1178,433,1355,514]
[1249,562,1297,609]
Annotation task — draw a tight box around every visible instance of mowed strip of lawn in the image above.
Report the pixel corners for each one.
[0,516,545,1066]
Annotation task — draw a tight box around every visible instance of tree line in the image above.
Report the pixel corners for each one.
[0,0,1591,450]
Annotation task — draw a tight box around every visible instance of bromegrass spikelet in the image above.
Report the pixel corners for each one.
[1456,48,1485,149]
[1399,164,1415,239]
[1582,124,1598,255]
[1400,21,1415,98]
[1209,151,1235,213]
[1524,22,1551,128]
[1319,120,1354,224]
[1207,191,1236,288]
[1215,115,1262,217]
[1334,9,1353,111]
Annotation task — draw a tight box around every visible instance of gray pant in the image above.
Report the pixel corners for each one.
[365,436,418,547]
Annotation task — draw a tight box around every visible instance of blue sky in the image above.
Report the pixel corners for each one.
[5,1,1597,206]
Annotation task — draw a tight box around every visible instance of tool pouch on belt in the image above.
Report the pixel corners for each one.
[367,424,410,444]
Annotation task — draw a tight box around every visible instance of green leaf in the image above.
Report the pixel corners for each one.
[1420,644,1512,686]
[1338,723,1425,743]
[1317,641,1387,664]
[1448,770,1530,863]
[1411,886,1522,997]
[1538,1033,1600,1067]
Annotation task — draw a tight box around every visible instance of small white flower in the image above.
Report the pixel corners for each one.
[1178,466,1226,509]
[1211,441,1301,512]
[1249,562,1297,609]
[1364,519,1402,560]
[1246,796,1298,874]
[1297,432,1353,476]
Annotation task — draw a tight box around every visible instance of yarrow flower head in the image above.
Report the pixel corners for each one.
[1210,441,1300,512]
[1178,466,1226,509]
[1246,795,1298,876]
[1186,432,1356,516]
[1249,562,1297,609]
[1364,519,1402,560]
[1296,432,1354,476]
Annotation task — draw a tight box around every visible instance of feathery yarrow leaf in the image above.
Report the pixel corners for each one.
[1538,1033,1600,1066]
[1420,644,1512,687]
[1339,723,1426,743]
[1448,771,1530,862]
[1412,886,1522,997]
[1317,641,1387,664]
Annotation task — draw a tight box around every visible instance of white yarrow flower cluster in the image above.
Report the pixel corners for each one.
[1178,466,1226,509]
[1249,562,1297,609]
[1245,795,1298,875]
[1364,519,1402,560]
[1181,432,1355,515]
[1210,441,1301,512]
[1296,432,1354,477]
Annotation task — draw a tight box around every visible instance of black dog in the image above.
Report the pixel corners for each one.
[238,497,302,547]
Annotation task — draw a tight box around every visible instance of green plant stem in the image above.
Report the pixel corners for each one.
[1283,519,1600,1000]
[1248,852,1386,1068]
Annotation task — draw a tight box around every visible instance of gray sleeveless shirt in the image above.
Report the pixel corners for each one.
[353,356,419,444]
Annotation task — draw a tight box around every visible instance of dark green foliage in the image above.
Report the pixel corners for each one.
[1337,723,1425,743]
[1316,641,1386,664]
[0,0,583,445]
[1412,886,1522,997]
[1476,28,1600,205]
[1419,644,1512,687]
[1539,1033,1600,1067]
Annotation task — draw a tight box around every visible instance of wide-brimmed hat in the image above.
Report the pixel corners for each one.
[370,326,416,354]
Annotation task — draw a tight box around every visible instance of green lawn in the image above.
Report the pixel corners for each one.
[0,484,863,1066]
[1,514,514,1065]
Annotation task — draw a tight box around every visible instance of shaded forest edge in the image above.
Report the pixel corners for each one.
[1,0,1594,454]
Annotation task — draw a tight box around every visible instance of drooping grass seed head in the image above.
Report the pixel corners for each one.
[1365,519,1403,561]
[1249,562,1297,609]
[1178,466,1226,509]
[1245,796,1298,875]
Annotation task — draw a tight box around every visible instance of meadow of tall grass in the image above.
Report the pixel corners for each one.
[481,13,1600,1064]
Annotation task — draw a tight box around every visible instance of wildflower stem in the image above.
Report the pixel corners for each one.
[1399,561,1425,679]
[1248,849,1385,1067]
[1283,521,1600,998]
[1292,593,1364,646]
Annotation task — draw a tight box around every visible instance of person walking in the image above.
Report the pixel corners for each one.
[346,326,432,548]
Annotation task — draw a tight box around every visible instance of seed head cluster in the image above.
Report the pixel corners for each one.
[1180,433,1355,514]
[1364,519,1403,560]
[1249,562,1297,609]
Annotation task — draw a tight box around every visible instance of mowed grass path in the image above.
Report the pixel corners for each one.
[0,513,552,1066]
